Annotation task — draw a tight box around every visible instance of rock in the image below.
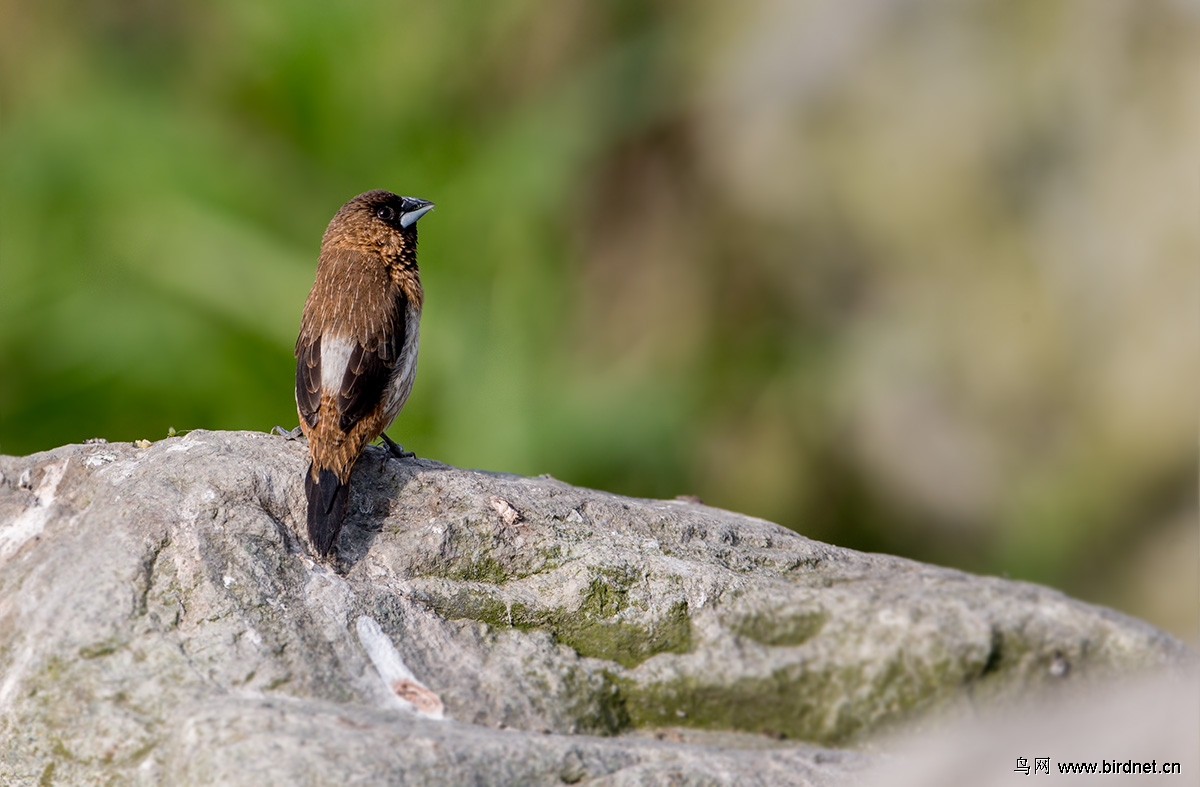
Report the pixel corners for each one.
[0,430,1191,785]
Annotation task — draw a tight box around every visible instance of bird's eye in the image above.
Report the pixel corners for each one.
[376,206,396,222]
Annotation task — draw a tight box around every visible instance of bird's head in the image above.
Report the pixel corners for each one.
[322,189,434,261]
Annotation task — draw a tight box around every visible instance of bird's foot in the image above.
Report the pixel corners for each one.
[272,425,305,440]
[380,433,415,459]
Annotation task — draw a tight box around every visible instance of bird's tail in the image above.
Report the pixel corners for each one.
[305,463,349,557]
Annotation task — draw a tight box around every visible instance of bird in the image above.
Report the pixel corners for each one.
[293,189,434,557]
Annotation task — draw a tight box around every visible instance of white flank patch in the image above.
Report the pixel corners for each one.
[320,335,355,394]
[355,615,445,719]
[0,459,68,563]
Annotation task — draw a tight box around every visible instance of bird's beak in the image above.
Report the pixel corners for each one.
[399,197,435,228]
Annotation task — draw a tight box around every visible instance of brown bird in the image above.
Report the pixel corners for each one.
[294,189,434,557]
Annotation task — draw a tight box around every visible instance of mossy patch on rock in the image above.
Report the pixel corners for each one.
[420,573,694,669]
[561,668,631,735]
[732,609,827,647]
[618,649,984,745]
[554,598,692,669]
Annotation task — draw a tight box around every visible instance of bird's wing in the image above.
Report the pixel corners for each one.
[336,290,408,433]
[295,335,322,428]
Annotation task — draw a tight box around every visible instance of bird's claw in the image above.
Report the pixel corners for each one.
[273,425,304,440]
[380,433,416,459]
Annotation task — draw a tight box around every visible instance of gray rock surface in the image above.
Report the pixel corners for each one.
[0,430,1191,785]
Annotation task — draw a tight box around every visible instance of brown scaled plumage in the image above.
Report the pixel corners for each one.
[294,190,434,557]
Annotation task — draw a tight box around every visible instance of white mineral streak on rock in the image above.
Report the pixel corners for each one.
[356,615,446,720]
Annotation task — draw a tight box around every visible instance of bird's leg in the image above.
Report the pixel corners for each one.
[380,433,415,459]
[272,425,305,440]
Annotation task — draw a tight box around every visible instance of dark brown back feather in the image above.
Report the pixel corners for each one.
[296,336,322,428]
[336,289,408,433]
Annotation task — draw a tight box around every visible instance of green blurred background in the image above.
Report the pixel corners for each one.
[1,0,1196,641]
